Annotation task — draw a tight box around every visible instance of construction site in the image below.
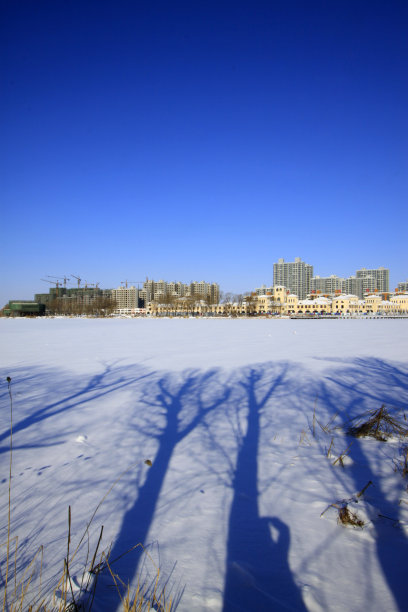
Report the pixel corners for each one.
[1,275,220,317]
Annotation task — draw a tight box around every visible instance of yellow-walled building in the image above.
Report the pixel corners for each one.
[146,289,408,317]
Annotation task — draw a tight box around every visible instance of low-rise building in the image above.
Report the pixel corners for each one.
[295,297,332,315]
[390,293,408,314]
[285,294,299,314]
[3,301,45,317]
[255,286,287,314]
[364,294,383,313]
[331,294,360,314]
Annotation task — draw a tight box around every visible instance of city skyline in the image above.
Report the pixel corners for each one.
[3,261,404,308]
[5,274,408,318]
[1,1,407,307]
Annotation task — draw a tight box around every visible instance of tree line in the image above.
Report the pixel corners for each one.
[46,296,117,316]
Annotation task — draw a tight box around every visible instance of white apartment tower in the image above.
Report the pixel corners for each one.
[111,286,140,309]
[356,267,389,295]
[343,276,364,298]
[188,281,219,303]
[397,281,408,292]
[273,257,313,299]
[139,279,219,304]
[310,275,344,295]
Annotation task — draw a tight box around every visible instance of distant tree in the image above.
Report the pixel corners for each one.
[244,292,258,315]
[222,293,234,316]
[161,293,176,316]
[203,294,214,314]
[186,295,199,315]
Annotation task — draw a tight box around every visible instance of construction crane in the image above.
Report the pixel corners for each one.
[41,278,60,297]
[47,275,70,288]
[71,274,82,289]
[79,280,100,290]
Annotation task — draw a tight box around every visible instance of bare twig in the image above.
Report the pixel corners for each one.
[3,376,13,612]
[332,441,353,466]
[357,480,373,498]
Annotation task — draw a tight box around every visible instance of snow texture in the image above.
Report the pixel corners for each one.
[1,318,408,611]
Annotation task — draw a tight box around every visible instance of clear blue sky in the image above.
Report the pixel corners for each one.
[1,0,407,305]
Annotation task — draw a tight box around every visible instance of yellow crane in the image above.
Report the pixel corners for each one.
[41,278,60,297]
[47,275,70,288]
[71,274,82,289]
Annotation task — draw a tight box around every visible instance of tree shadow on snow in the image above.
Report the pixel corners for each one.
[90,363,309,611]
[221,365,307,612]
[90,368,230,609]
[0,362,152,454]
[4,356,407,611]
[318,357,408,612]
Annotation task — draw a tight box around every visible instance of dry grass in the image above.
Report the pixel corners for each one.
[320,501,366,528]
[320,481,372,529]
[332,441,354,467]
[0,537,47,611]
[348,405,408,441]
[102,545,172,612]
[337,505,365,528]
[310,395,340,438]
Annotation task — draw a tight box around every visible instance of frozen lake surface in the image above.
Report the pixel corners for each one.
[1,318,408,611]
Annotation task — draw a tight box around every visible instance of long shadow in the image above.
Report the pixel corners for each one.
[91,369,230,608]
[0,363,151,453]
[223,366,307,612]
[320,357,408,612]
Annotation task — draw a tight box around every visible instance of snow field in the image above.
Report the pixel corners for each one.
[0,318,407,611]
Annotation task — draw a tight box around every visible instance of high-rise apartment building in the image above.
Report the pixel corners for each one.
[343,276,364,298]
[139,279,219,304]
[254,285,274,296]
[273,258,313,299]
[188,281,219,303]
[356,267,389,296]
[397,281,408,292]
[166,282,185,298]
[111,286,140,310]
[310,275,344,295]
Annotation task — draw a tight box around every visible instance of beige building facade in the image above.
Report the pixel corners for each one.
[140,279,219,305]
[145,287,408,317]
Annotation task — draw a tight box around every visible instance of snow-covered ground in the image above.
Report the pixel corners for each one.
[1,318,407,611]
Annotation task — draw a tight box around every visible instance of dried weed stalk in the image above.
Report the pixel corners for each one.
[348,405,408,441]
[337,505,365,528]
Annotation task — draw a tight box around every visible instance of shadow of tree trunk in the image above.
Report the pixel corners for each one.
[91,369,230,608]
[223,366,307,612]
